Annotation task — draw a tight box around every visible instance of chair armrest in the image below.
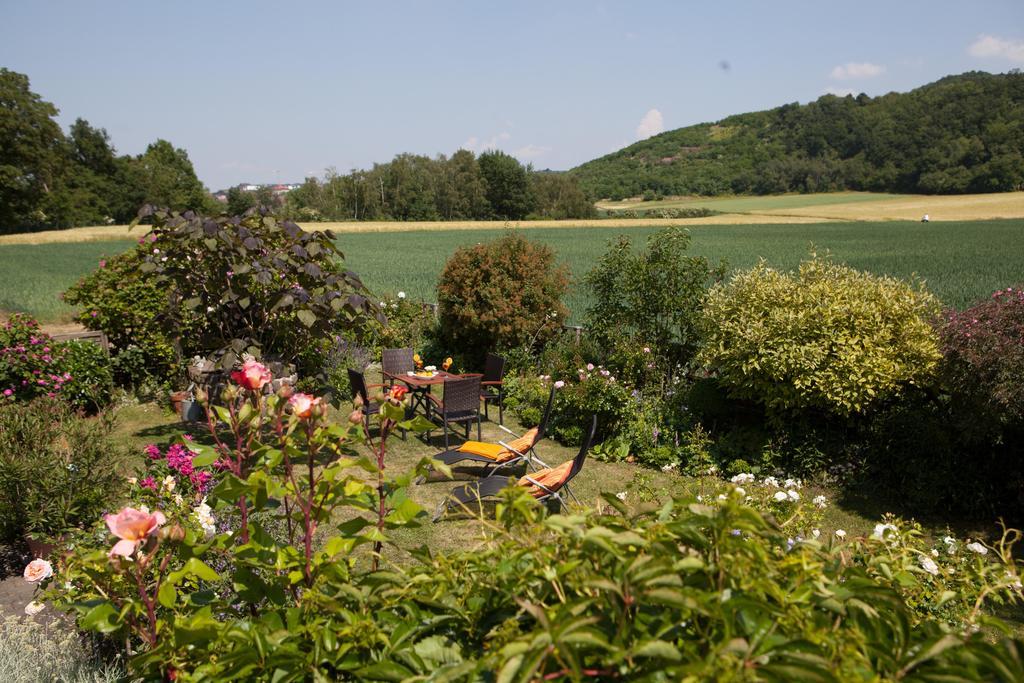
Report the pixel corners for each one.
[521,475,557,495]
[460,372,483,378]
[426,393,443,408]
[481,380,503,387]
[365,383,387,390]
[497,440,526,457]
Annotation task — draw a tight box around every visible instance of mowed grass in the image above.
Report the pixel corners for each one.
[2,220,1023,323]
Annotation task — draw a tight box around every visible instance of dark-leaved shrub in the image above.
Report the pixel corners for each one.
[436,232,569,362]
[136,206,382,371]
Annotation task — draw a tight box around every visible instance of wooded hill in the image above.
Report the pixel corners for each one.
[571,71,1024,200]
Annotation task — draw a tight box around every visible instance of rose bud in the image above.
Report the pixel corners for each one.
[348,409,364,425]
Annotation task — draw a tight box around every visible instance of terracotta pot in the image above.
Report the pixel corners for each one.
[25,533,67,559]
[169,390,189,417]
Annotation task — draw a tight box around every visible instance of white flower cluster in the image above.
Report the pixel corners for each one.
[193,499,216,539]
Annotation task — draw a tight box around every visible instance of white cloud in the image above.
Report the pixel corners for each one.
[824,86,857,97]
[636,108,664,140]
[513,144,551,159]
[830,62,886,80]
[968,34,1024,64]
[463,132,511,152]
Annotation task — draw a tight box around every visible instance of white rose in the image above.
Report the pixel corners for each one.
[834,529,847,539]
[966,542,988,555]
[23,559,53,583]
[773,491,788,502]
[920,556,940,576]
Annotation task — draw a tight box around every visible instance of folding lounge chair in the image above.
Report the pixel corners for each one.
[428,385,556,479]
[433,415,596,521]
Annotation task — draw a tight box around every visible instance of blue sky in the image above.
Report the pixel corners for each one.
[2,0,1022,190]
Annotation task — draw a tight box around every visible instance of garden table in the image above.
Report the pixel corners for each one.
[396,370,459,419]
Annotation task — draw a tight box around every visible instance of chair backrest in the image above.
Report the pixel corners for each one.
[483,353,506,383]
[382,347,414,375]
[347,368,369,403]
[533,386,557,444]
[566,415,598,482]
[441,375,481,415]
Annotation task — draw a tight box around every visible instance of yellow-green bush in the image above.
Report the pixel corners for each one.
[698,255,941,415]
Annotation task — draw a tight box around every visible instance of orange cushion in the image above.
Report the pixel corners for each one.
[518,460,573,497]
[457,428,538,463]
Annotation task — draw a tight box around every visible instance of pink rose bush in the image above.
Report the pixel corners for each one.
[288,392,322,419]
[105,507,166,558]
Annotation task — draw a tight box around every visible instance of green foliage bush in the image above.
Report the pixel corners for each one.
[51,448,1024,680]
[63,246,184,387]
[0,398,128,542]
[59,340,114,412]
[436,232,569,361]
[699,255,942,416]
[137,207,381,372]
[585,226,725,390]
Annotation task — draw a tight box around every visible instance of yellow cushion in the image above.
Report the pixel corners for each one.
[518,460,573,497]
[457,428,538,463]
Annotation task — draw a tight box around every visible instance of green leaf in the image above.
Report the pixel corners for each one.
[158,581,177,608]
[169,557,221,585]
[296,309,317,327]
[631,639,682,661]
[80,603,120,634]
[187,442,219,467]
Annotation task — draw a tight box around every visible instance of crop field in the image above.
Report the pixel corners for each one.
[3,219,1022,325]
[597,190,1024,222]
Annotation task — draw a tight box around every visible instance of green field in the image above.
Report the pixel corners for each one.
[2,219,1022,324]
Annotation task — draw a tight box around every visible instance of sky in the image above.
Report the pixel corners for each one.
[2,0,1022,190]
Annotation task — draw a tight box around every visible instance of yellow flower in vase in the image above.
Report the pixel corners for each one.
[413,353,423,369]
[442,357,453,371]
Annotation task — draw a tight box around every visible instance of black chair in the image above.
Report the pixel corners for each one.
[347,368,405,440]
[381,347,414,387]
[483,353,507,424]
[433,415,597,521]
[425,375,482,449]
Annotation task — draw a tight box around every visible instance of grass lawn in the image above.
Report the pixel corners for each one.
[6,219,1022,325]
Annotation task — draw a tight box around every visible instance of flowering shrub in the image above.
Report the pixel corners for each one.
[436,232,569,362]
[0,397,129,542]
[699,255,942,416]
[48,360,438,679]
[0,314,73,404]
[506,367,631,446]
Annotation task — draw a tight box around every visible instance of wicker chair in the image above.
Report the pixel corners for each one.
[381,347,414,387]
[347,369,405,440]
[425,375,482,449]
[463,353,507,424]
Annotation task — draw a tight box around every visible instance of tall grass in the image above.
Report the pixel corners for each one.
[2,220,1022,324]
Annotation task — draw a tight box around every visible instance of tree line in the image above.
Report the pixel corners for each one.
[258,150,595,222]
[572,70,1024,199]
[0,68,211,233]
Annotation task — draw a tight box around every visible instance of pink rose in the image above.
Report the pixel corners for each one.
[231,360,272,391]
[23,558,52,583]
[288,392,321,419]
[104,507,166,558]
